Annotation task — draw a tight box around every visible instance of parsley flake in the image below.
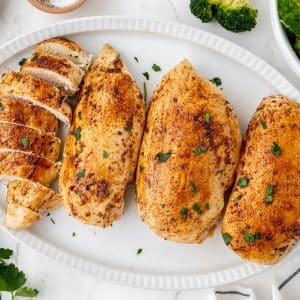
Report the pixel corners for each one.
[134,57,139,63]
[204,112,211,123]
[152,63,161,72]
[142,72,149,80]
[222,232,232,245]
[124,124,132,131]
[102,150,109,159]
[18,58,27,66]
[73,127,82,141]
[244,232,261,243]
[143,82,147,102]
[189,181,198,194]
[76,171,85,178]
[137,248,143,255]
[210,77,222,86]
[237,177,249,187]
[204,203,209,210]
[72,232,76,237]
[21,136,29,149]
[181,207,189,219]
[259,117,267,129]
[265,184,274,204]
[156,152,172,163]
[78,111,82,120]
[192,203,202,215]
[194,145,207,155]
[235,195,242,202]
[50,218,55,224]
[0,102,4,111]
[271,142,282,156]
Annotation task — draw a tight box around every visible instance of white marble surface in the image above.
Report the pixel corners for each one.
[0,0,299,299]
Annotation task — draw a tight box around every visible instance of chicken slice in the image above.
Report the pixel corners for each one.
[35,37,92,70]
[222,96,300,264]
[0,72,71,124]
[0,122,60,161]
[136,60,242,243]
[21,52,85,95]
[59,44,145,227]
[0,98,58,134]
[0,151,60,185]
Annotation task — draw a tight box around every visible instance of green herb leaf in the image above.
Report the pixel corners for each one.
[50,218,55,224]
[210,77,222,86]
[15,287,39,297]
[0,249,13,260]
[204,112,211,123]
[78,111,82,120]
[259,117,267,129]
[73,127,82,141]
[222,233,232,245]
[215,169,223,175]
[238,227,245,233]
[192,203,202,215]
[189,181,198,194]
[156,152,172,163]
[136,248,143,255]
[194,145,207,155]
[123,124,132,132]
[143,82,147,102]
[139,166,144,172]
[76,171,85,178]
[21,137,29,149]
[235,195,242,202]
[152,63,161,72]
[18,58,27,66]
[271,142,282,156]
[244,232,261,243]
[204,203,209,210]
[142,72,149,80]
[102,150,109,159]
[265,184,274,204]
[0,263,26,292]
[237,177,249,187]
[72,232,76,237]
[180,207,189,219]
[134,57,139,63]
[0,102,4,111]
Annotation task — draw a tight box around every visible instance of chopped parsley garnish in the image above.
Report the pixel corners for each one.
[46,213,50,217]
[78,111,82,120]
[204,203,209,210]
[215,169,223,175]
[139,166,144,172]
[222,233,232,245]
[189,181,198,194]
[181,207,189,219]
[76,191,83,198]
[21,136,29,149]
[156,152,171,162]
[265,184,274,204]
[137,248,143,255]
[259,117,267,129]
[192,203,202,215]
[73,127,82,141]
[142,72,149,80]
[204,112,211,123]
[210,77,222,86]
[72,232,76,237]
[19,58,27,66]
[134,57,139,63]
[76,171,85,178]
[50,218,55,224]
[271,142,282,156]
[0,248,13,259]
[244,232,261,243]
[102,150,108,158]
[235,195,242,202]
[238,227,245,233]
[0,102,4,111]
[124,124,133,131]
[194,145,207,155]
[237,176,249,187]
[143,82,147,102]
[152,63,161,72]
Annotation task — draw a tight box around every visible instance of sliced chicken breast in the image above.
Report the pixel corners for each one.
[21,52,85,95]
[222,96,300,264]
[59,44,145,227]
[0,123,60,161]
[136,60,242,243]
[0,72,71,124]
[0,151,60,185]
[35,37,92,70]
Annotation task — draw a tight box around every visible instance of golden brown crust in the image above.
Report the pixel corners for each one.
[0,151,60,185]
[222,96,300,264]
[0,72,71,123]
[59,44,145,227]
[136,59,242,243]
[0,123,60,161]
[0,98,58,134]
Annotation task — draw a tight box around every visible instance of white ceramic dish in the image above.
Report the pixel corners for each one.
[270,0,300,78]
[0,16,299,290]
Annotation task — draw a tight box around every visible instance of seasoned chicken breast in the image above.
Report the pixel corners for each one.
[0,72,71,124]
[222,96,300,264]
[136,60,242,243]
[0,98,58,134]
[35,37,92,70]
[0,151,60,185]
[59,44,145,227]
[21,52,85,95]
[0,123,60,161]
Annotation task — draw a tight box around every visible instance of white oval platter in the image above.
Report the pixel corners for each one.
[0,16,299,290]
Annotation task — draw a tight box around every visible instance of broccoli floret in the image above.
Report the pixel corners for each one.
[278,0,300,38]
[190,0,218,23]
[215,0,257,33]
[294,38,300,57]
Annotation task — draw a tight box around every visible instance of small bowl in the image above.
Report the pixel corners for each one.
[270,0,300,78]
[27,0,86,14]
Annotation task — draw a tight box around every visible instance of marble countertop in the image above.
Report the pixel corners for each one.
[0,0,299,299]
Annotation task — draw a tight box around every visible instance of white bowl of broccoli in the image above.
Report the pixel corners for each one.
[270,0,300,78]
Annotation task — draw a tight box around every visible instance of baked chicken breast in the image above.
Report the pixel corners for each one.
[59,44,145,227]
[222,96,300,264]
[136,59,242,243]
